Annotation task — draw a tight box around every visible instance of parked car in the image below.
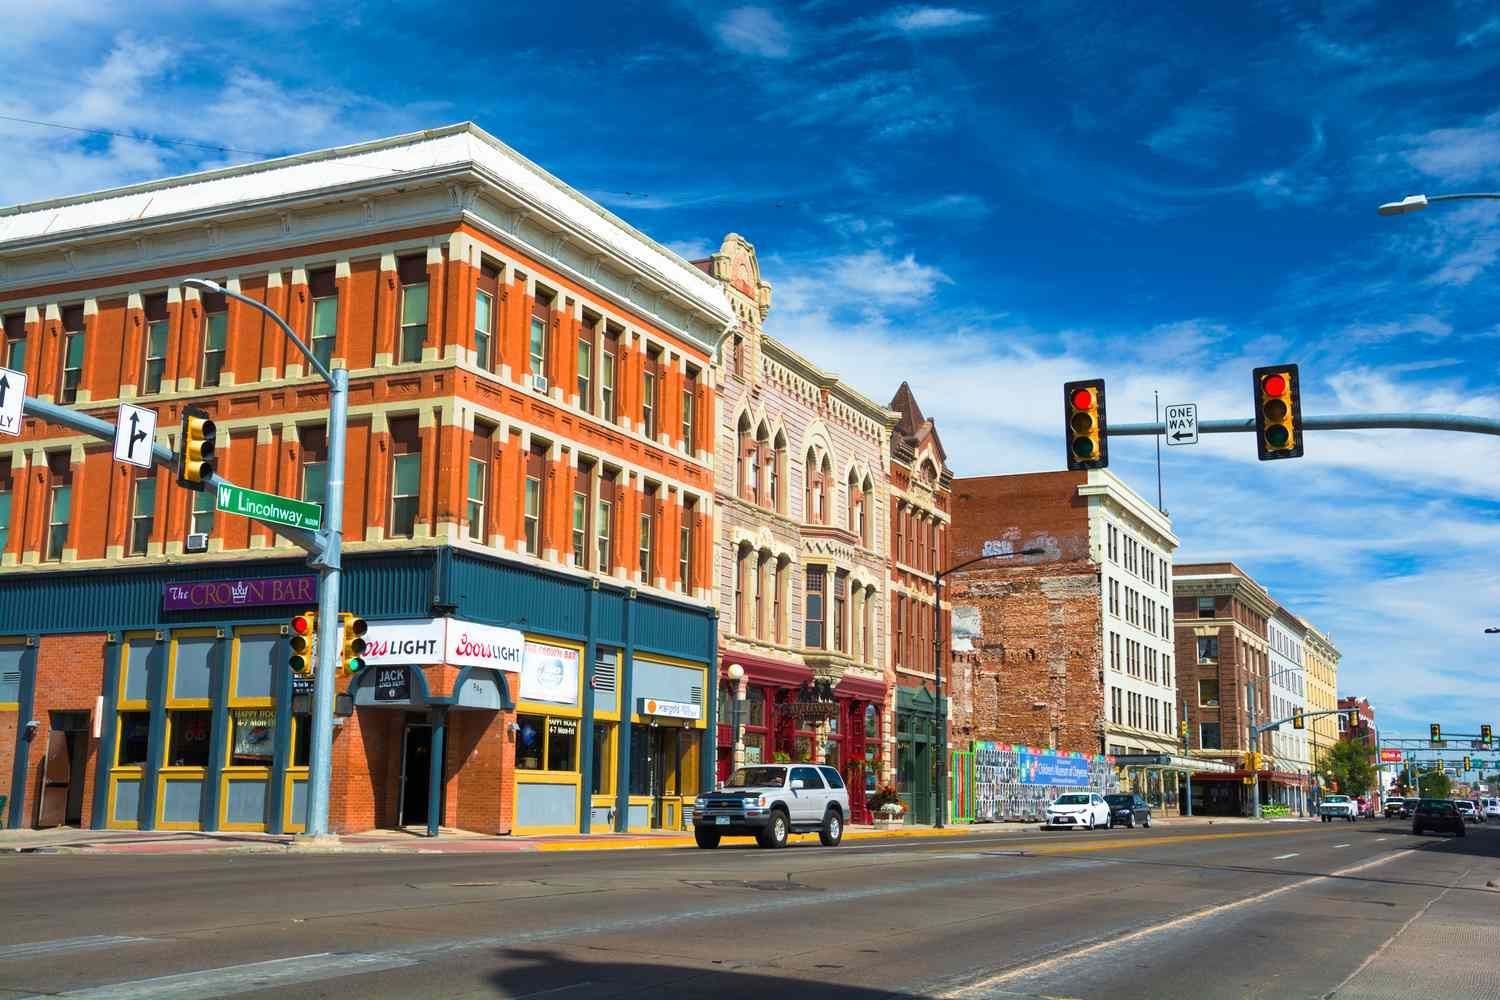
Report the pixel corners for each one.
[1044,793,1111,831]
[1384,797,1410,818]
[1104,793,1152,829]
[691,764,849,849]
[1453,799,1481,824]
[1356,796,1376,818]
[1411,798,1465,837]
[1481,797,1500,821]
[1319,794,1358,822]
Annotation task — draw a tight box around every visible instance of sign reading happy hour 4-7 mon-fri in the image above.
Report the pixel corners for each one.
[215,481,322,532]
[0,366,25,437]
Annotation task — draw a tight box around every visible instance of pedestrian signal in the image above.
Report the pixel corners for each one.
[1063,379,1109,471]
[1252,364,1303,461]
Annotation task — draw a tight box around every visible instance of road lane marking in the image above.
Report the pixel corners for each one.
[1334,843,1352,848]
[936,849,1416,998]
[1024,828,1321,855]
[20,952,417,999]
[1375,837,1388,841]
[1273,853,1299,860]
[0,935,154,962]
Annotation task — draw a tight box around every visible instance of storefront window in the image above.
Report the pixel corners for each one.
[548,717,578,772]
[864,704,879,744]
[743,732,766,764]
[795,735,813,763]
[517,714,545,770]
[516,713,580,772]
[116,711,151,766]
[591,723,615,795]
[229,709,276,766]
[293,715,311,767]
[167,710,212,767]
[717,681,735,724]
[747,686,765,726]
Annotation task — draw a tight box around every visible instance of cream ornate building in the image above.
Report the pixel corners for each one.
[1301,617,1341,788]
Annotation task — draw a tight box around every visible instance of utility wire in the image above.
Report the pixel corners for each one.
[0,112,279,158]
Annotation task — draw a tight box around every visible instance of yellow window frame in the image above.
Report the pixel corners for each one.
[627,653,709,730]
[516,635,585,718]
[0,637,23,711]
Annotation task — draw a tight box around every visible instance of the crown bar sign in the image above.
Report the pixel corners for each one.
[163,574,318,611]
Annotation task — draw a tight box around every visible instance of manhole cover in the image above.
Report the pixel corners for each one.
[683,879,822,892]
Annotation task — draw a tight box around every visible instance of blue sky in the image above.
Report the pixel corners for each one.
[3,0,1499,748]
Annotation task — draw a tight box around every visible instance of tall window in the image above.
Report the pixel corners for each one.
[190,488,214,539]
[769,434,783,511]
[734,547,748,636]
[1197,636,1219,662]
[200,292,227,388]
[894,595,905,667]
[805,566,827,649]
[528,292,549,377]
[600,326,618,421]
[680,497,695,591]
[300,424,328,511]
[474,263,498,372]
[862,587,874,663]
[833,570,848,653]
[59,305,85,403]
[638,485,657,583]
[45,451,71,561]
[597,471,615,570]
[577,319,594,412]
[397,255,428,364]
[2,312,24,373]
[805,451,819,522]
[1197,596,1215,618]
[773,561,786,643]
[468,423,492,542]
[641,349,659,439]
[388,417,420,538]
[524,444,546,556]
[129,472,155,556]
[739,416,757,501]
[681,368,698,449]
[308,268,337,372]
[572,460,593,568]
[752,552,766,637]
[141,294,169,395]
[0,458,11,555]
[1199,723,1222,750]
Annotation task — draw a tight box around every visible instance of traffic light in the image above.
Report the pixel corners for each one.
[1063,379,1109,471]
[1292,708,1304,730]
[1346,708,1359,730]
[1252,364,1304,461]
[176,404,217,490]
[1482,723,1493,744]
[1463,755,1472,772]
[1438,758,1446,774]
[288,611,316,675]
[1430,722,1442,742]
[340,613,368,674]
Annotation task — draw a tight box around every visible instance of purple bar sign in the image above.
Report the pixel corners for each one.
[163,574,319,611]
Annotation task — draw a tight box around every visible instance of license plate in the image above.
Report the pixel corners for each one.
[715,816,730,825]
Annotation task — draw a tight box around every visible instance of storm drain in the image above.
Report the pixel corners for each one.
[683,879,823,892]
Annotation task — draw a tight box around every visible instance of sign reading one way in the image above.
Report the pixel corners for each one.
[0,366,25,437]
[1165,402,1198,446]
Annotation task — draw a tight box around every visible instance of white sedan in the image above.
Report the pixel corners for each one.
[1044,793,1112,830]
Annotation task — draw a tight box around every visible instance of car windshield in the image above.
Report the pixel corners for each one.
[1325,795,1349,802]
[1455,801,1474,810]
[1418,800,1453,814]
[724,767,786,788]
[1104,795,1133,806]
[1054,794,1090,805]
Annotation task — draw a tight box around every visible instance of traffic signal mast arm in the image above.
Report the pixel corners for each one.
[20,393,325,557]
[1107,411,1500,439]
[1252,706,1352,740]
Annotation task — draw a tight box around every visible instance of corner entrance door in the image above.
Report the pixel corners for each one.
[37,711,91,828]
[398,722,432,830]
[631,724,682,830]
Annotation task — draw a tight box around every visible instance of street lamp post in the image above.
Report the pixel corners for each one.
[1378,192,1500,215]
[184,278,347,841]
[932,546,1045,829]
[727,663,746,773]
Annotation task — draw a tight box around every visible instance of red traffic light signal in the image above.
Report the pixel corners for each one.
[1252,364,1304,461]
[289,611,316,674]
[1063,378,1109,471]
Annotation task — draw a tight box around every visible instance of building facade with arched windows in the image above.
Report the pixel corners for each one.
[700,234,897,824]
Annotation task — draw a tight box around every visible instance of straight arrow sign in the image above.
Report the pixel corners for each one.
[113,403,157,469]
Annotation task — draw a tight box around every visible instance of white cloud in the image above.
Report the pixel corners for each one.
[1144,102,1236,166]
[665,237,716,261]
[714,7,792,59]
[887,7,989,34]
[821,249,951,304]
[1396,109,1500,182]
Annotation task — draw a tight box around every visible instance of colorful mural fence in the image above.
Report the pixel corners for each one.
[970,742,1117,822]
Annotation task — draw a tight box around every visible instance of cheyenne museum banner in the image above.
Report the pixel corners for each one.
[971,742,1117,822]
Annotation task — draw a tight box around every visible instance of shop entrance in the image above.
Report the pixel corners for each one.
[37,711,91,828]
[631,724,677,829]
[398,720,433,830]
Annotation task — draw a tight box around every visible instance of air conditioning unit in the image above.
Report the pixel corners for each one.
[185,532,209,553]
[530,373,550,395]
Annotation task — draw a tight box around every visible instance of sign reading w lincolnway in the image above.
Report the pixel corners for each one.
[215,482,322,531]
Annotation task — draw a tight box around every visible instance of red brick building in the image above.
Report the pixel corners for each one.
[1338,696,1376,749]
[0,124,731,836]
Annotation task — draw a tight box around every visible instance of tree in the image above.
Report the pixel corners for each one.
[1419,769,1453,799]
[1317,739,1376,798]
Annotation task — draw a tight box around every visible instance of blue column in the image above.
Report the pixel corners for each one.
[427,707,446,838]
[701,609,717,794]
[579,584,598,834]
[267,647,294,835]
[203,636,231,830]
[141,633,170,831]
[614,592,636,832]
[90,638,122,829]
[6,641,38,829]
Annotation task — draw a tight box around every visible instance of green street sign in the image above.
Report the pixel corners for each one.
[215,482,322,532]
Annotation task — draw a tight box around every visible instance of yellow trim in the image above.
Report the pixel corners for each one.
[165,628,217,709]
[512,772,583,835]
[227,626,280,708]
[105,770,144,830]
[217,769,271,832]
[627,655,709,729]
[0,702,18,712]
[633,651,708,671]
[117,630,158,710]
[517,634,586,717]
[283,768,309,833]
[155,769,207,830]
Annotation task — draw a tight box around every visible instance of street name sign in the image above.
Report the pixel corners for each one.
[112,403,157,469]
[1165,402,1198,446]
[0,366,25,437]
[215,482,322,531]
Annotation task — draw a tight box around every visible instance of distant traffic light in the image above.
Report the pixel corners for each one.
[1430,722,1442,742]
[289,611,316,674]
[340,612,368,674]
[1252,364,1304,461]
[1063,379,1109,471]
[1346,708,1359,730]
[1292,708,1305,730]
[176,404,217,490]
[1482,723,1493,745]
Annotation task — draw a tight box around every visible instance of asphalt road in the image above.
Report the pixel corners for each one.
[1,819,1497,999]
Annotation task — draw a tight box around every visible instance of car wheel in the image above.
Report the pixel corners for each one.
[1143,814,1151,829]
[819,808,844,847]
[1126,815,1135,829]
[694,829,721,849]
[757,809,789,849]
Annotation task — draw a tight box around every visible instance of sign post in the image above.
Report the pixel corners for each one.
[1164,402,1198,446]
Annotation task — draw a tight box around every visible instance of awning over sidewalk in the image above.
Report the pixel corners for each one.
[1114,753,1236,774]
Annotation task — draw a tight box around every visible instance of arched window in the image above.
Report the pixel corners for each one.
[860,475,873,545]
[847,469,861,537]
[771,431,787,512]
[756,422,773,507]
[804,449,819,522]
[738,414,756,502]
[820,455,832,525]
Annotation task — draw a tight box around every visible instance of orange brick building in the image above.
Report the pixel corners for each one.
[0,124,732,836]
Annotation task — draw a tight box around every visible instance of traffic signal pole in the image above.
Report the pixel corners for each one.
[1107,411,1500,439]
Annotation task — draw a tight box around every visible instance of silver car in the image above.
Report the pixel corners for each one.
[691,764,851,849]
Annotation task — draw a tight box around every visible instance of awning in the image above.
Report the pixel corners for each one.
[1114,753,1236,773]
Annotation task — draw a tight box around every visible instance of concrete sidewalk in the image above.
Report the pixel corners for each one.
[0,812,1318,856]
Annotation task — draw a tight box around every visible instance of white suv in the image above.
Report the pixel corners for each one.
[1482,797,1500,821]
[691,764,850,849]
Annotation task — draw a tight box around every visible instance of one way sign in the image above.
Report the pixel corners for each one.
[113,403,157,469]
[0,366,24,438]
[1165,402,1198,446]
